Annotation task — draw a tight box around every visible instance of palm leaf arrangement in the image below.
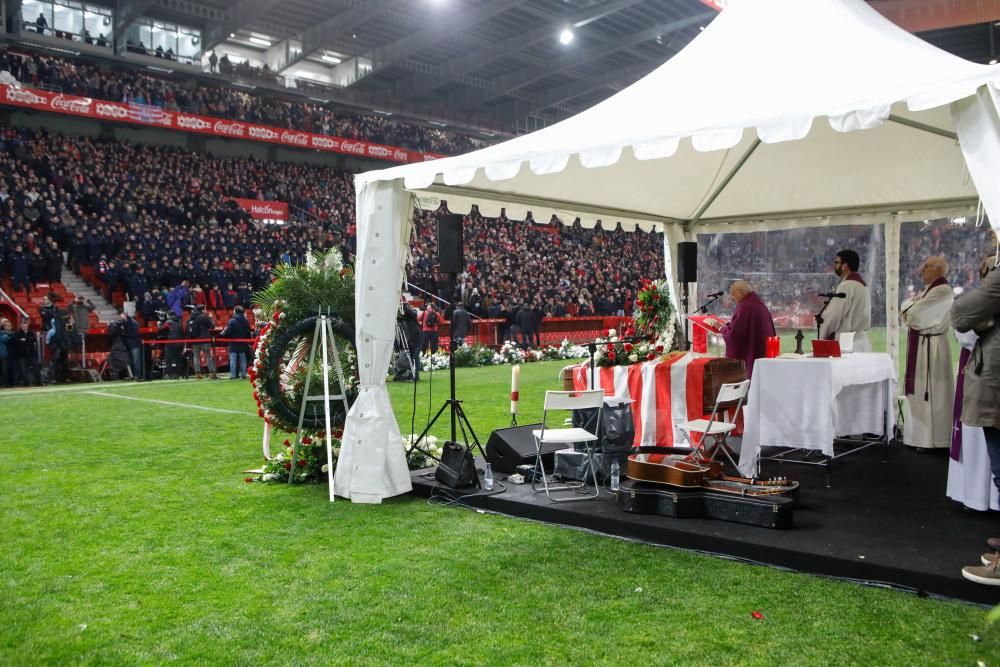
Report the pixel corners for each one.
[252,248,355,323]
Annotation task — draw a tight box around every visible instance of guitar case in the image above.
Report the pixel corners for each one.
[617,478,795,530]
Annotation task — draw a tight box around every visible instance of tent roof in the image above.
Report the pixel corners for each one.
[357,0,1000,231]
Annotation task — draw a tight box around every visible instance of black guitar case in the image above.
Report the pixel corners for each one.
[617,478,795,529]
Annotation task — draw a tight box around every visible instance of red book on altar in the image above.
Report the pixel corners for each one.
[688,315,727,354]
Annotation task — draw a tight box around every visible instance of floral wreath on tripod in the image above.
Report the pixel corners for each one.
[248,249,358,483]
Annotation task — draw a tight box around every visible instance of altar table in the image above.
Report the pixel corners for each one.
[738,353,896,478]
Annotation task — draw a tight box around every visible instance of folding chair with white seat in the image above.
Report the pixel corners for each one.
[677,380,750,470]
[532,389,604,502]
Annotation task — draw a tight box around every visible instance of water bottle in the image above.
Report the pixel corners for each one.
[483,463,494,491]
[610,460,621,492]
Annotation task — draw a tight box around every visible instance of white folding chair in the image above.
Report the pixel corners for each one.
[677,379,750,470]
[531,389,604,502]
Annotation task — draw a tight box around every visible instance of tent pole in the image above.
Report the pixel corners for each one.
[886,115,957,140]
[689,138,762,224]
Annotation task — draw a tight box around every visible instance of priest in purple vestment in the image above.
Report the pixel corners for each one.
[718,280,776,379]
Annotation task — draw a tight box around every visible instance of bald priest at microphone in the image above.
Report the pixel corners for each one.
[820,249,872,352]
[706,280,776,379]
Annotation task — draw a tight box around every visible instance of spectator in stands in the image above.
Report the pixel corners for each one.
[34,13,48,34]
[9,319,40,386]
[220,305,251,380]
[187,304,217,380]
[167,280,189,316]
[9,243,30,294]
[0,317,11,387]
[208,51,219,73]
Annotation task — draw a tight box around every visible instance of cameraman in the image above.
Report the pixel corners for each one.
[159,311,184,379]
[107,313,133,380]
[393,298,421,382]
[69,295,95,348]
[187,304,217,379]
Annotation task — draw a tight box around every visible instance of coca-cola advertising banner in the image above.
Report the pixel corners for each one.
[233,198,289,221]
[0,84,443,164]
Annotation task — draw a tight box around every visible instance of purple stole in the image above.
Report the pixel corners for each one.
[950,346,971,461]
[903,277,948,397]
[844,271,867,286]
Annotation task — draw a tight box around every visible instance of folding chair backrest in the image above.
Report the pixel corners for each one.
[715,380,750,405]
[543,389,605,411]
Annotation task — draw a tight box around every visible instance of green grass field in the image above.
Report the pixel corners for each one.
[1,362,997,665]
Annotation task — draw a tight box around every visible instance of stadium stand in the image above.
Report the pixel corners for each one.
[0,45,485,156]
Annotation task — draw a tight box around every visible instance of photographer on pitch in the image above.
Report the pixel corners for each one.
[393,298,422,382]
[187,304,217,379]
[158,311,185,379]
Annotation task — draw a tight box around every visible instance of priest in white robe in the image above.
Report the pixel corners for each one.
[820,249,872,352]
[900,256,954,449]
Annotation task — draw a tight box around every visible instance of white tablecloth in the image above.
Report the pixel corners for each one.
[739,353,897,477]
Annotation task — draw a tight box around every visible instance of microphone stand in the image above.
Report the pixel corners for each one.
[814,297,834,341]
[695,294,722,314]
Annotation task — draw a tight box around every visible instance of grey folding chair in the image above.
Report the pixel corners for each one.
[531,389,604,502]
[677,379,750,470]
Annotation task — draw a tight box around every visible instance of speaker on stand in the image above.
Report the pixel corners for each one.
[676,241,697,351]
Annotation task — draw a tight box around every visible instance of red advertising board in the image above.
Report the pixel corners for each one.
[233,198,289,221]
[0,84,444,164]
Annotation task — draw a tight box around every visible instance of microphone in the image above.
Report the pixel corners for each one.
[818,291,847,299]
[706,291,724,298]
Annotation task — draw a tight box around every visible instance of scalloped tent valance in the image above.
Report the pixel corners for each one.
[336,0,1000,503]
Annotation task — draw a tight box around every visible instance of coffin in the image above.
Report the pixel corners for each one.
[701,357,747,413]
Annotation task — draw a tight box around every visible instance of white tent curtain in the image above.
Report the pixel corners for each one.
[333,179,414,503]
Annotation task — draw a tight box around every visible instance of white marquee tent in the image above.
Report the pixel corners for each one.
[333,0,1000,503]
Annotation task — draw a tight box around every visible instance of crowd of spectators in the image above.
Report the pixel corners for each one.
[406,208,664,331]
[0,46,484,156]
[0,127,357,324]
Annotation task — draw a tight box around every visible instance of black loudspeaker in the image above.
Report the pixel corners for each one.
[486,424,562,473]
[437,214,464,273]
[677,241,698,283]
[435,441,477,488]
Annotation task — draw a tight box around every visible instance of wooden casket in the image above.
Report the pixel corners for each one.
[700,357,746,413]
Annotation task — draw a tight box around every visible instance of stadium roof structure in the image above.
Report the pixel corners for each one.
[144,0,996,133]
[338,0,1000,503]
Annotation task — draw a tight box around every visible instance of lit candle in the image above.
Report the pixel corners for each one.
[510,364,520,415]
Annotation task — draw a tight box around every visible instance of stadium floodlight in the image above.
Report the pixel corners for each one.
[559,28,574,45]
[249,37,272,47]
[321,54,342,64]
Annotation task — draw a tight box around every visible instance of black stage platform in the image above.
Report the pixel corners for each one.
[410,441,999,606]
